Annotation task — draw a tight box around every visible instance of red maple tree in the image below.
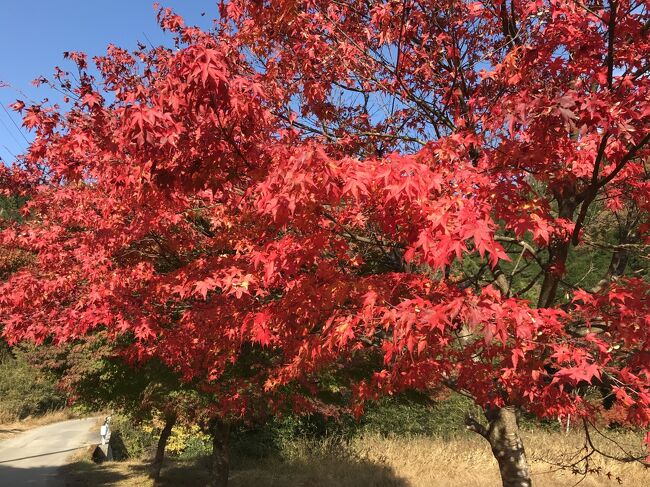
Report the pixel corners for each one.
[2,2,650,486]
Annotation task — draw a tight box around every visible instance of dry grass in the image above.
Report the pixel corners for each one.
[335,431,649,487]
[0,409,82,441]
[62,430,649,487]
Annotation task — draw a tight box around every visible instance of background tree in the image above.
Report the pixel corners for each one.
[30,336,192,483]
[0,18,350,486]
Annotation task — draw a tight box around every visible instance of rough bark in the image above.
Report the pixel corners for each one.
[150,412,177,483]
[209,418,230,487]
[467,406,532,487]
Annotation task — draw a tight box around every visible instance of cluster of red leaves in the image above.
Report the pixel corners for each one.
[0,2,649,441]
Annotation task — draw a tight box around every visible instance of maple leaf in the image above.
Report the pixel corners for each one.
[81,92,103,108]
[10,100,25,112]
[251,311,271,346]
[194,278,216,299]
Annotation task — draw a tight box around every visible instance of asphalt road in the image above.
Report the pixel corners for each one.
[0,417,99,486]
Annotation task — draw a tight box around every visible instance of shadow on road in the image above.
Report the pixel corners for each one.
[0,428,22,434]
[0,464,62,485]
[0,446,91,464]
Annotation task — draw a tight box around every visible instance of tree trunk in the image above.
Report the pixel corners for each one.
[467,406,532,487]
[209,418,230,487]
[150,412,177,483]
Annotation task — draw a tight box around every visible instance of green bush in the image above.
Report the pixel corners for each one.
[104,392,496,465]
[108,414,158,460]
[358,392,475,437]
[176,430,211,459]
[226,392,476,466]
[0,351,66,421]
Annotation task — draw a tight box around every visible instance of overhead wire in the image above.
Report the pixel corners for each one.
[0,110,25,150]
[0,102,30,144]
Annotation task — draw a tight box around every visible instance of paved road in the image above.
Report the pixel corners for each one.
[0,417,99,486]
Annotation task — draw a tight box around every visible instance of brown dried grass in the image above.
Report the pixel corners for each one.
[330,431,648,487]
[64,429,649,486]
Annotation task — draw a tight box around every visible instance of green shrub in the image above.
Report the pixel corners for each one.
[225,392,476,466]
[357,392,475,437]
[104,392,519,466]
[108,414,158,460]
[244,391,475,444]
[0,351,66,421]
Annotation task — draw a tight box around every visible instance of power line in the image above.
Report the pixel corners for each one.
[0,112,24,151]
[2,144,17,160]
[0,102,30,144]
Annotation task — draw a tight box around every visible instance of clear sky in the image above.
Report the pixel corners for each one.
[0,1,215,163]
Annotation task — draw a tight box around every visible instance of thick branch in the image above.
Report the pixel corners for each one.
[465,414,489,439]
[606,0,617,89]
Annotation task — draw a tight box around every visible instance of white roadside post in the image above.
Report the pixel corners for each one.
[97,416,113,461]
[100,421,108,445]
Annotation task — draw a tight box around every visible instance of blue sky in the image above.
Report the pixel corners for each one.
[0,1,214,163]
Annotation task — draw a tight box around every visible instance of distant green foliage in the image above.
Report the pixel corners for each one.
[0,195,25,223]
[359,392,476,437]
[257,391,477,443]
[0,349,67,421]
